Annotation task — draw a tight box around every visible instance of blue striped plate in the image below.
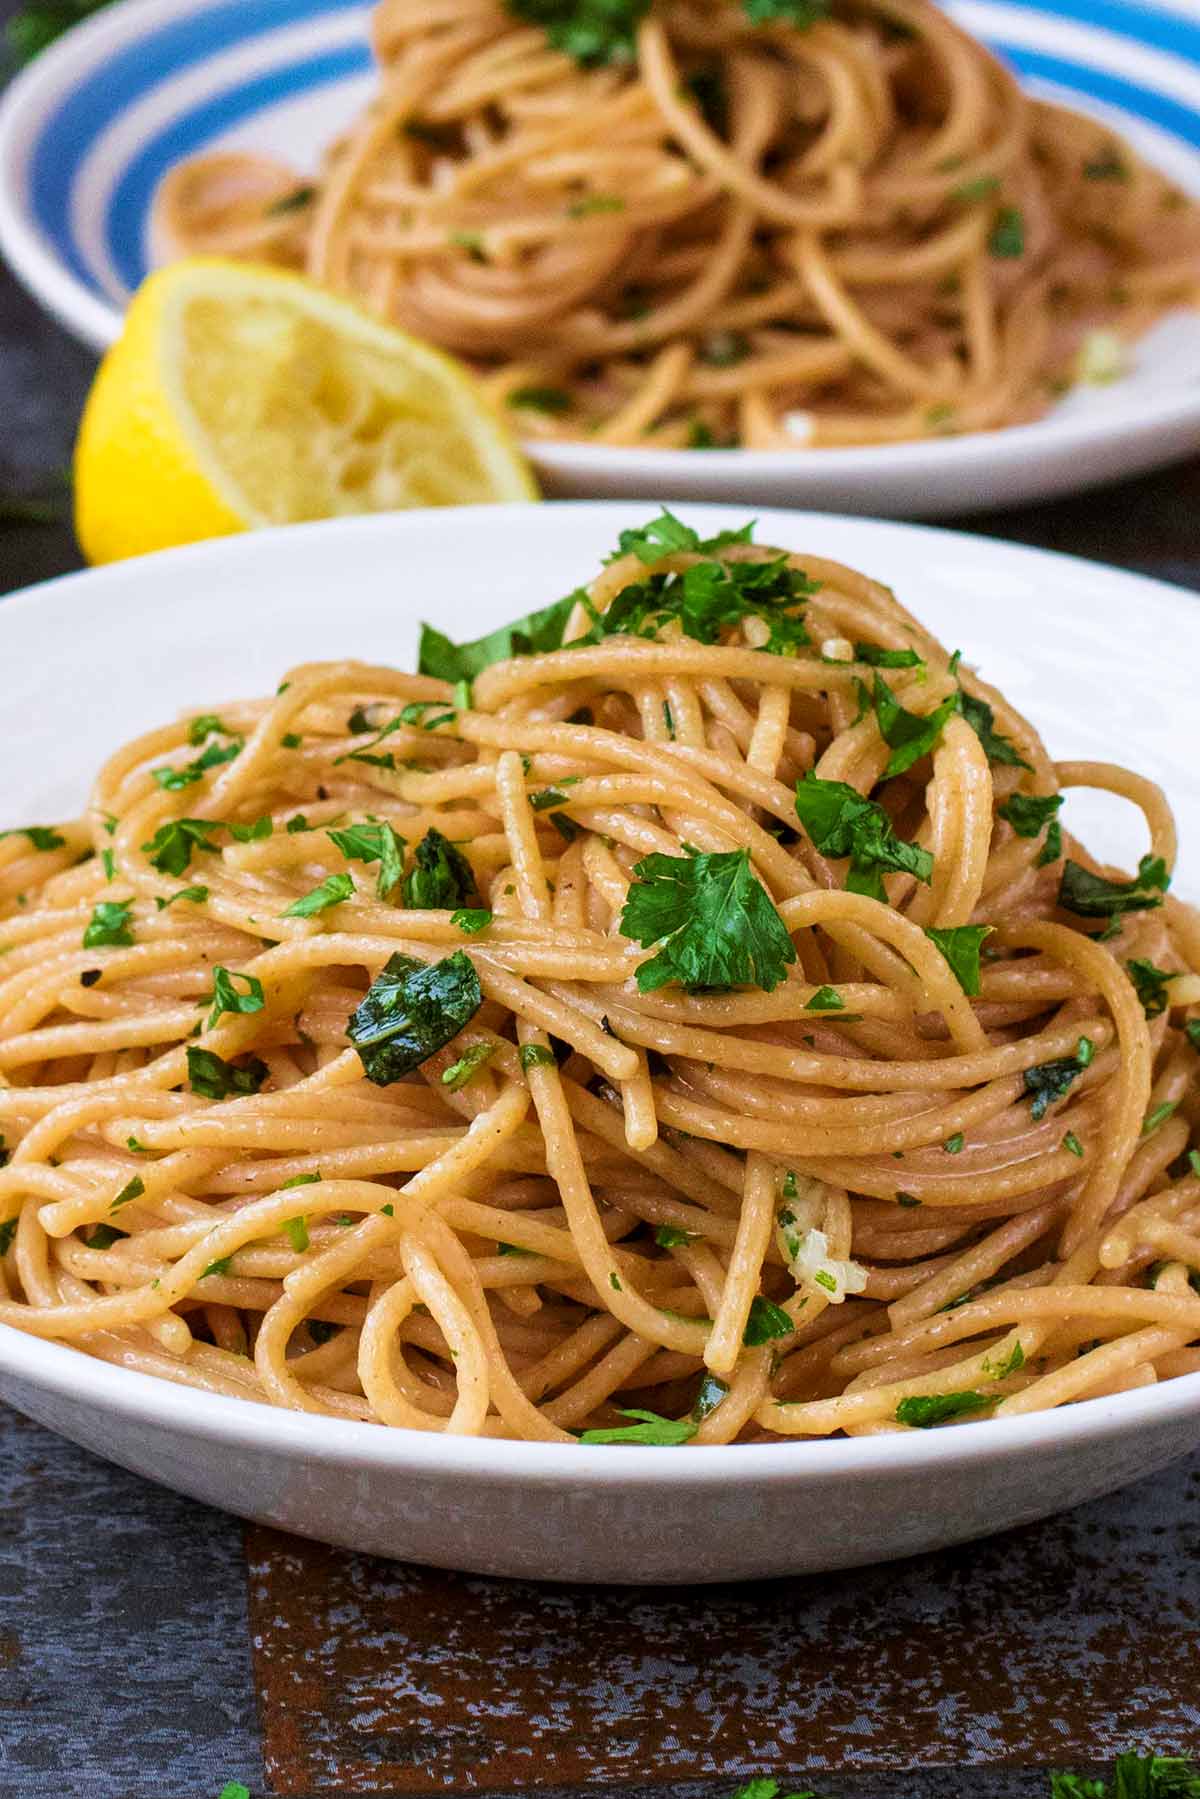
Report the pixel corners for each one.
[3,0,1200,515]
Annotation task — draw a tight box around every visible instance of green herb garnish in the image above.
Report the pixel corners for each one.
[579,1406,697,1445]
[282,872,355,918]
[82,899,134,949]
[187,1046,269,1101]
[347,950,482,1086]
[620,847,795,994]
[794,773,933,902]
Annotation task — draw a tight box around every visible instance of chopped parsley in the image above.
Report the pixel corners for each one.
[743,1295,794,1346]
[853,642,923,669]
[84,1223,127,1250]
[805,986,844,1012]
[0,1218,16,1257]
[402,829,476,910]
[282,1172,322,1189]
[327,821,405,899]
[692,1372,729,1421]
[519,1043,557,1071]
[506,0,650,65]
[347,950,482,1085]
[584,548,816,656]
[578,1407,697,1446]
[988,206,1025,258]
[655,1223,695,1248]
[442,1041,497,1090]
[451,907,492,934]
[794,773,933,901]
[1,824,65,851]
[868,674,959,777]
[508,385,573,413]
[620,847,796,993]
[155,885,209,910]
[110,1175,145,1213]
[958,691,1030,768]
[743,0,829,21]
[266,184,316,215]
[944,1133,965,1154]
[1058,855,1170,919]
[82,899,134,949]
[227,817,273,843]
[924,924,992,997]
[1025,1036,1094,1120]
[152,737,241,790]
[1143,1101,1178,1137]
[140,817,221,875]
[418,590,580,683]
[186,1046,268,1101]
[282,872,354,918]
[896,1389,993,1427]
[205,966,265,1030]
[1126,958,1177,1019]
[999,790,1063,864]
[284,1215,310,1253]
[1063,1131,1084,1158]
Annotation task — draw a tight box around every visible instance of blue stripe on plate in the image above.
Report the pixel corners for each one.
[1000,43,1200,145]
[985,0,1200,66]
[105,45,371,289]
[29,0,364,283]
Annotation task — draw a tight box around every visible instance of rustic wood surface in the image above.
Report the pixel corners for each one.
[2,20,1200,1784]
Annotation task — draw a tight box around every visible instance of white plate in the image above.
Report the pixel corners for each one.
[1,501,1198,1585]
[3,0,1200,515]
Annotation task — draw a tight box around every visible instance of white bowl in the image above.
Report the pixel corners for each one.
[3,0,1200,516]
[1,501,1198,1584]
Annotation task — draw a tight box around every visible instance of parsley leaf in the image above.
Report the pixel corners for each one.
[1025,1036,1095,1120]
[620,848,796,994]
[152,737,241,791]
[418,588,580,682]
[869,674,959,776]
[508,384,574,413]
[579,1406,697,1445]
[794,773,933,901]
[999,791,1063,840]
[206,967,265,1030]
[155,885,209,911]
[958,691,1030,768]
[806,986,844,1012]
[853,642,923,669]
[924,924,992,997]
[589,553,815,654]
[328,821,405,899]
[1058,855,1170,919]
[692,1372,729,1421]
[743,1295,794,1345]
[82,899,134,949]
[186,1046,269,1101]
[140,818,221,876]
[347,950,482,1086]
[451,907,492,935]
[0,825,65,851]
[227,817,273,843]
[0,1218,16,1257]
[895,1390,993,1427]
[402,829,476,909]
[110,1176,145,1213]
[655,1224,695,1248]
[442,1041,497,1090]
[743,0,829,21]
[505,0,649,66]
[1126,959,1177,1019]
[282,872,355,918]
[989,206,1025,257]
[519,1043,556,1071]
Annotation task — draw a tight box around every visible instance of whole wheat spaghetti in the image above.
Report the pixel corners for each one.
[2,514,1199,1443]
[154,0,1200,451]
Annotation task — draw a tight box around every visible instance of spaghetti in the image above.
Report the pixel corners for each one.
[2,515,1199,1443]
[154,0,1200,451]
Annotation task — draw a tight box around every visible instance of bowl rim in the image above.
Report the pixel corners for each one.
[3,0,1200,483]
[5,1320,1199,1485]
[1,501,1199,1488]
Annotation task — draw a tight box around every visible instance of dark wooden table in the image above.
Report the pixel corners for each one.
[2,65,1200,1794]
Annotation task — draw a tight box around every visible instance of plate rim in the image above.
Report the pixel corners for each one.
[1,497,1198,1481]
[3,0,1200,488]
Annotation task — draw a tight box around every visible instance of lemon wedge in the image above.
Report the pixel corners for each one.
[74,258,538,563]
